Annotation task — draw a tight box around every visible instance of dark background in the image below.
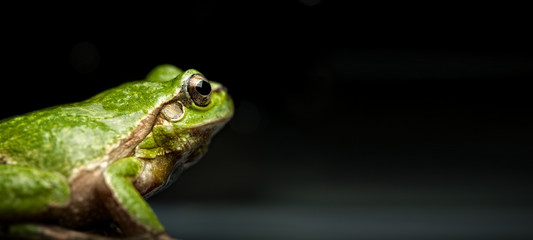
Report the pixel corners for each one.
[2,1,533,239]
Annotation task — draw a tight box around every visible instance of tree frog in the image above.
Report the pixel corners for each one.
[0,65,233,240]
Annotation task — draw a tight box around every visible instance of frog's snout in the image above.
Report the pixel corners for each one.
[215,85,228,93]
[210,81,228,93]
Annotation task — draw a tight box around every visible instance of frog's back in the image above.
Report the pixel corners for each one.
[0,65,183,178]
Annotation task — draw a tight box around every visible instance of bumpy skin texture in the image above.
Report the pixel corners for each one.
[0,65,184,177]
[0,65,234,239]
[0,165,70,216]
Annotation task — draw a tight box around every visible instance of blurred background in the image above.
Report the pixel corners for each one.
[2,1,533,239]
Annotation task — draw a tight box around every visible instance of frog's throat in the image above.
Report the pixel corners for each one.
[135,116,228,198]
[139,144,207,199]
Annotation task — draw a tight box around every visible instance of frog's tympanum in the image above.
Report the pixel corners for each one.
[0,65,233,240]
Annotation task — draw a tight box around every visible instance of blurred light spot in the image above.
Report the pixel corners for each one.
[299,0,321,6]
[230,100,262,134]
[70,41,100,74]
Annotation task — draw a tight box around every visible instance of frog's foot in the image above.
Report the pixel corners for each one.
[2,223,181,240]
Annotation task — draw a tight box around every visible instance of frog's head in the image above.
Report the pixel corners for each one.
[147,67,233,168]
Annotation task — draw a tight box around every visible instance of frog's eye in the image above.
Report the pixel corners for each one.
[188,74,212,106]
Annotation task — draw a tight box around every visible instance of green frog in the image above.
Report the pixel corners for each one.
[0,65,234,240]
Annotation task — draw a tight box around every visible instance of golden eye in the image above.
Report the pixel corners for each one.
[188,74,211,106]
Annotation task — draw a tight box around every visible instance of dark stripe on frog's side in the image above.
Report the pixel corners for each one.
[0,73,184,178]
[0,105,168,229]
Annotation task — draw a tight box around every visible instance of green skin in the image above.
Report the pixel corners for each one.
[0,65,233,239]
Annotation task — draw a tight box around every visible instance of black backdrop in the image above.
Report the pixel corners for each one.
[2,2,532,239]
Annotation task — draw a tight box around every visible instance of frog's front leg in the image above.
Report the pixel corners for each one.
[96,157,175,240]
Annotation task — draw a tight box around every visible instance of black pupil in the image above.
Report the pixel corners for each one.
[196,80,211,96]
